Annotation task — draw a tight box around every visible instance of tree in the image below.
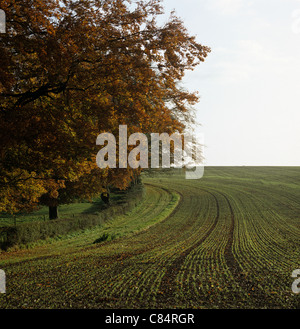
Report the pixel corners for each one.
[0,0,210,217]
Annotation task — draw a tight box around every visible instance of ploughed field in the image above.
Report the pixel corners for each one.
[0,167,299,309]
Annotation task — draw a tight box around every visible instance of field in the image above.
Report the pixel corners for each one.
[0,167,299,309]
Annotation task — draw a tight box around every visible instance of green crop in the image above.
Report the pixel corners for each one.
[0,167,299,309]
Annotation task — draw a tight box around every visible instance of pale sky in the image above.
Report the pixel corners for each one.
[160,0,300,166]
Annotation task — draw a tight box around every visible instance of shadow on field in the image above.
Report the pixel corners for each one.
[93,232,119,244]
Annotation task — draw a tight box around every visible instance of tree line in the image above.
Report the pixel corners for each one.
[0,0,210,219]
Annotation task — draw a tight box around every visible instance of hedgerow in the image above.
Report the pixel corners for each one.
[0,184,144,250]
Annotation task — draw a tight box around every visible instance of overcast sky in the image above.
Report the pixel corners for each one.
[160,0,300,166]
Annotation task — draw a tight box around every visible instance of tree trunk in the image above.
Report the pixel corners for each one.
[49,206,58,220]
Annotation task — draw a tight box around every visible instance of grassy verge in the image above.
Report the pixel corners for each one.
[0,184,144,250]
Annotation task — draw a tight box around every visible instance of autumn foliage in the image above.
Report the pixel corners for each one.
[0,0,210,216]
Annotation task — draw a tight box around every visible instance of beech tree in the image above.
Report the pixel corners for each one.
[0,0,210,217]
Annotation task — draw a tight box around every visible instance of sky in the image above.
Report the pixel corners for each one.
[159,0,300,166]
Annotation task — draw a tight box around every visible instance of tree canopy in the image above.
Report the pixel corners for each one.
[0,0,210,215]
